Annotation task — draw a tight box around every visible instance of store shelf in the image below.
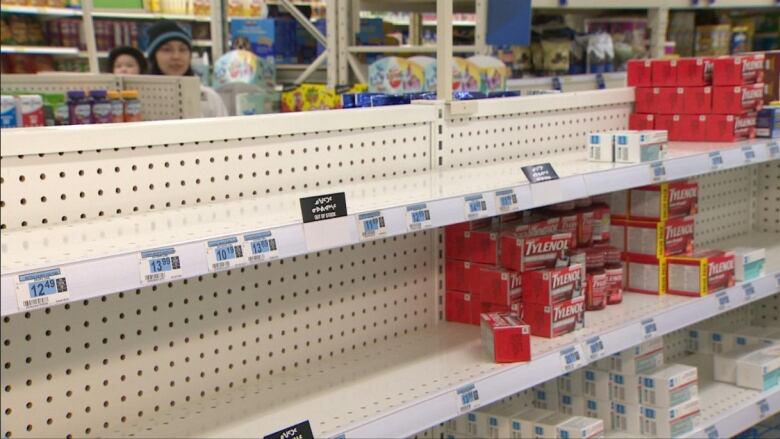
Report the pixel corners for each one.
[507,72,626,93]
[1,125,777,315]
[0,45,81,55]
[686,381,780,439]
[347,44,476,53]
[79,231,780,438]
[91,9,211,21]
[0,4,82,16]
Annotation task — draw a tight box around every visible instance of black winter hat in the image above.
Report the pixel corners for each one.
[144,20,192,59]
[108,46,148,74]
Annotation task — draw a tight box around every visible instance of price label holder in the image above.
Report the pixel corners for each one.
[263,420,315,439]
[641,318,658,340]
[357,211,387,241]
[742,282,755,302]
[584,336,605,362]
[15,267,70,311]
[244,231,278,263]
[596,73,606,90]
[464,194,488,220]
[456,383,481,413]
[715,290,730,311]
[649,161,666,183]
[495,189,519,213]
[768,141,779,158]
[705,425,719,439]
[406,203,432,232]
[139,247,183,285]
[742,145,756,164]
[757,398,769,419]
[206,237,245,272]
[709,151,724,170]
[560,345,585,373]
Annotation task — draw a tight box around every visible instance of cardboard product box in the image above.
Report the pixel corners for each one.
[533,381,561,411]
[611,402,642,435]
[640,398,700,438]
[588,132,614,162]
[682,86,712,114]
[608,190,630,219]
[639,363,698,408]
[759,50,779,104]
[558,369,586,396]
[518,295,585,338]
[656,87,686,115]
[635,87,656,114]
[557,416,605,439]
[731,246,766,281]
[712,53,765,86]
[468,263,521,306]
[705,112,757,142]
[623,253,667,295]
[446,259,471,291]
[610,338,665,376]
[618,216,695,258]
[584,398,611,423]
[464,229,500,265]
[609,372,641,404]
[728,325,780,350]
[481,302,512,314]
[612,130,668,164]
[480,312,531,363]
[757,106,780,139]
[500,215,560,237]
[591,204,611,244]
[652,59,678,86]
[627,59,653,87]
[535,413,576,439]
[586,270,608,311]
[712,83,764,114]
[736,344,780,391]
[629,113,655,130]
[445,290,481,325]
[584,367,611,401]
[559,393,588,416]
[715,344,765,384]
[687,320,725,354]
[499,232,573,272]
[476,403,524,439]
[551,211,579,248]
[677,57,713,86]
[667,250,735,297]
[521,264,584,305]
[679,114,710,141]
[511,408,556,439]
[654,114,683,141]
[610,221,626,253]
[629,181,698,222]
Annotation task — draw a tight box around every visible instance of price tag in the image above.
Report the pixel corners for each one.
[15,267,70,310]
[757,398,769,419]
[742,282,755,301]
[649,161,666,183]
[641,318,658,340]
[716,290,730,311]
[299,192,347,223]
[705,425,719,439]
[742,145,756,164]
[263,420,315,439]
[495,189,519,213]
[522,163,559,183]
[585,336,605,361]
[464,194,488,220]
[206,237,245,272]
[768,141,779,158]
[357,211,387,241]
[560,345,585,372]
[244,231,278,263]
[456,383,481,413]
[139,247,183,284]
[406,203,432,231]
[552,76,562,91]
[596,73,606,90]
[709,151,723,170]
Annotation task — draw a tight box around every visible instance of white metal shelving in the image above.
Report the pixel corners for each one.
[0,4,83,16]
[0,45,82,55]
[90,9,211,21]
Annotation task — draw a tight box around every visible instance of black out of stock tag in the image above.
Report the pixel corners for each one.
[299,192,348,223]
[263,420,315,439]
[522,163,559,183]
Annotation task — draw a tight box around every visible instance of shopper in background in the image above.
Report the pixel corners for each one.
[144,20,228,118]
[108,46,147,75]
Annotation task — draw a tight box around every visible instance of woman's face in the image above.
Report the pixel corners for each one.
[155,40,191,76]
[113,54,141,75]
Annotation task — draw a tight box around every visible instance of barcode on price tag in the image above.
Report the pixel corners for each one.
[464,194,488,220]
[244,231,278,263]
[139,247,183,284]
[716,291,730,310]
[641,318,658,339]
[742,282,755,301]
[768,141,779,158]
[649,161,666,183]
[758,398,769,419]
[495,189,518,213]
[456,383,480,412]
[15,267,70,310]
[357,211,387,241]
[585,336,605,361]
[560,345,585,372]
[742,146,756,163]
[709,151,723,170]
[206,237,245,272]
[705,425,719,439]
[406,203,432,231]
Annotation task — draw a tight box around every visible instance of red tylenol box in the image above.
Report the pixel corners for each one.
[445,290,481,325]
[678,115,708,141]
[677,57,713,86]
[652,59,678,86]
[615,215,695,258]
[629,113,655,130]
[712,53,765,86]
[445,259,471,291]
[516,296,586,338]
[657,87,686,115]
[627,59,653,87]
[667,250,736,297]
[521,264,584,305]
[499,232,573,272]
[623,254,667,295]
[654,115,682,141]
[682,87,712,114]
[635,88,656,114]
[480,312,531,363]
[712,83,764,114]
[468,263,522,306]
[706,113,757,142]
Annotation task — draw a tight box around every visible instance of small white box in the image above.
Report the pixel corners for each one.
[608,191,629,219]
[478,404,521,439]
[513,408,555,439]
[728,325,780,350]
[557,416,606,439]
[610,372,641,404]
[730,246,766,281]
[559,393,588,416]
[583,367,611,401]
[588,132,614,162]
[613,130,668,163]
[584,398,611,422]
[558,370,586,396]
[736,345,780,391]
[610,338,665,375]
[532,382,559,411]
[535,413,575,439]
[640,397,700,438]
[639,363,698,408]
[714,345,761,384]
[687,321,724,354]
[461,411,480,437]
[611,402,642,435]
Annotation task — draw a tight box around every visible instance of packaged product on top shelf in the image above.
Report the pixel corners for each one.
[730,246,765,281]
[480,312,531,363]
[707,112,757,141]
[445,259,470,292]
[712,83,764,114]
[622,253,667,295]
[613,130,667,163]
[714,344,769,384]
[519,293,585,338]
[610,338,665,376]
[467,263,521,307]
[520,264,584,305]
[614,215,695,258]
[629,181,699,221]
[735,345,780,391]
[666,250,736,297]
[712,53,765,86]
[626,59,652,87]
[676,57,713,87]
[1,95,19,128]
[651,59,677,87]
[368,57,424,93]
[654,87,685,115]
[681,86,712,114]
[67,90,91,125]
[498,231,573,272]
[467,55,508,94]
[18,95,44,127]
[588,131,614,162]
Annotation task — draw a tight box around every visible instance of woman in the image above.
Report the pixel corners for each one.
[108,46,147,75]
[145,20,228,118]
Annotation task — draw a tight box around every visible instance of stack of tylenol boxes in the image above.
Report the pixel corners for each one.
[588,130,668,164]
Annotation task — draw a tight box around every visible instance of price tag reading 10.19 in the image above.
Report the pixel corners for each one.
[16,268,70,311]
[140,247,183,284]
[206,237,245,272]
[560,345,584,372]
[495,189,519,213]
[357,211,387,241]
[244,231,278,263]
[464,194,488,220]
[406,203,432,231]
[456,383,480,412]
[641,318,658,340]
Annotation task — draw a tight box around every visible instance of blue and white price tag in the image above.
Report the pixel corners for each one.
[560,345,585,372]
[709,151,724,170]
[139,247,183,284]
[758,398,769,419]
[641,318,658,340]
[406,203,432,232]
[715,290,730,311]
[357,211,387,241]
[649,161,666,183]
[585,336,605,362]
[742,145,756,164]
[742,282,755,301]
[705,425,719,439]
[15,267,70,310]
[244,231,278,263]
[495,189,519,214]
[456,383,481,413]
[464,194,488,220]
[768,141,779,158]
[206,236,245,272]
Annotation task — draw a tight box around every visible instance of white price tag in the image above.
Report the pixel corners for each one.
[406,203,432,232]
[15,267,70,311]
[357,211,387,241]
[206,237,246,272]
[649,161,666,183]
[768,141,779,158]
[244,231,278,263]
[495,189,519,213]
[139,247,183,284]
[742,145,756,164]
[584,336,605,362]
[742,282,755,302]
[715,291,730,311]
[464,194,488,220]
[705,425,719,439]
[560,345,585,372]
[757,398,769,419]
[641,318,658,340]
[456,383,480,413]
[709,151,724,170]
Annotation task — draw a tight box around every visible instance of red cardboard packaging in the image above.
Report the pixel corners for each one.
[555,211,580,249]
[654,115,682,141]
[464,229,499,265]
[446,259,471,291]
[629,181,699,221]
[482,302,511,314]
[623,253,667,295]
[586,270,608,311]
[629,113,655,130]
[759,50,779,104]
[605,265,624,304]
[480,312,531,363]
[615,215,695,258]
[657,87,686,115]
[677,57,713,86]
[521,264,585,305]
[635,88,656,114]
[706,113,757,142]
[501,215,559,237]
[667,250,736,297]
[499,232,573,272]
[652,59,678,86]
[678,115,708,141]
[712,83,764,114]
[682,87,713,114]
[468,263,522,306]
[445,290,481,324]
[712,53,765,86]
[445,219,493,260]
[627,59,653,87]
[591,203,611,244]
[577,208,595,247]
[517,296,586,338]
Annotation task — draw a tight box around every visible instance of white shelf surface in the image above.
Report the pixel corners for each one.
[0,45,80,55]
[0,4,82,15]
[91,9,211,21]
[94,231,780,438]
[1,137,778,316]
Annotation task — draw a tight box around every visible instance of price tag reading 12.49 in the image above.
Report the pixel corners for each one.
[464,194,488,220]
[456,383,481,412]
[357,211,387,241]
[16,268,70,311]
[139,247,183,284]
[206,237,245,272]
[244,231,278,263]
[495,189,519,213]
[406,203,432,231]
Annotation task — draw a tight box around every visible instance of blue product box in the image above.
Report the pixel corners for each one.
[230,18,275,59]
[274,17,298,64]
[756,107,780,139]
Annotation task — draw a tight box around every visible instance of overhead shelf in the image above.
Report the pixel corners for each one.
[76,231,780,438]
[0,4,82,16]
[0,45,81,55]
[91,9,211,21]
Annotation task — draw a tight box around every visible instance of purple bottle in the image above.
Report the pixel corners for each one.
[67,90,92,125]
[90,90,112,124]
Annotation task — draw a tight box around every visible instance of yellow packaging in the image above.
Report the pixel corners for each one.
[695,24,731,56]
[452,57,481,92]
